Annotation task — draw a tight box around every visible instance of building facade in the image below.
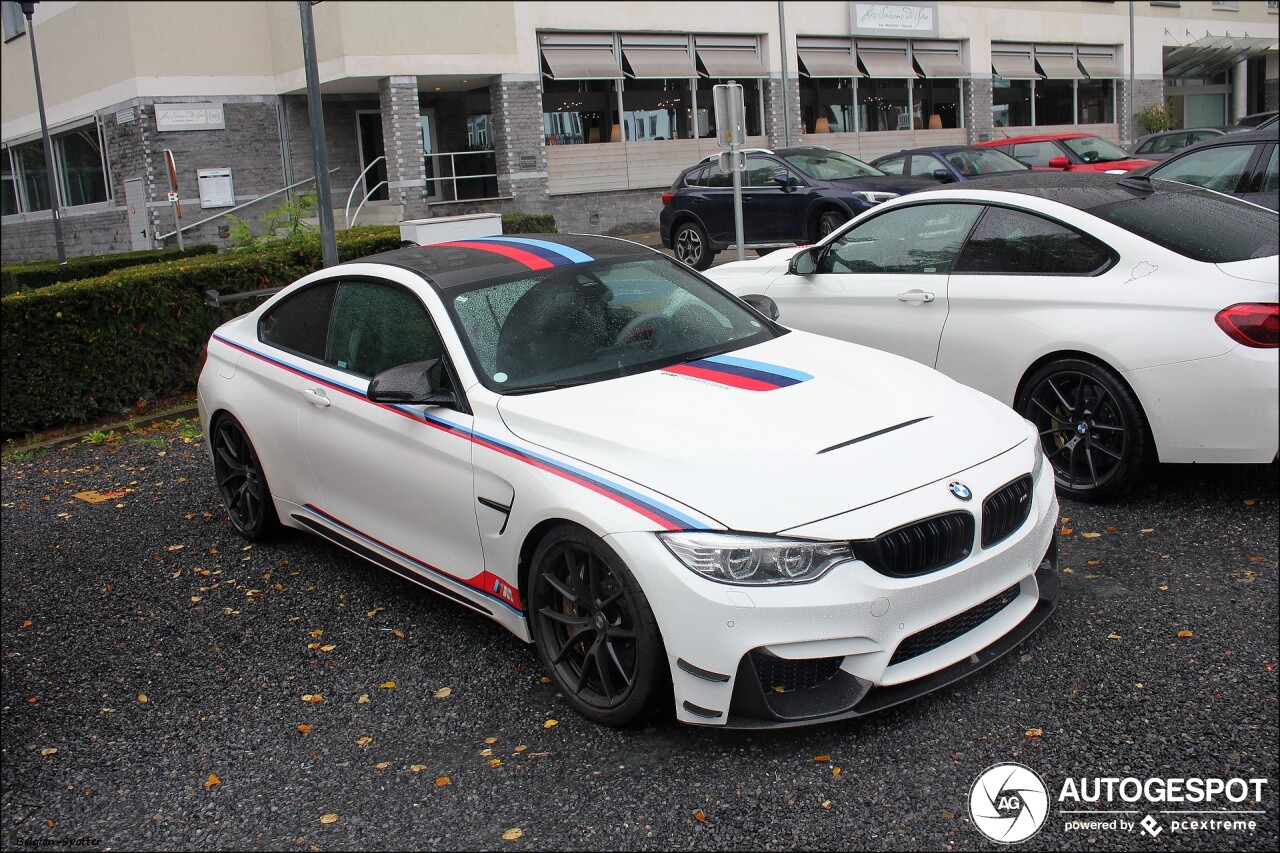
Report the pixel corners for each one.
[2,0,1276,262]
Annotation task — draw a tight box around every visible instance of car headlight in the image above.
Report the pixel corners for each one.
[851,191,899,205]
[1026,420,1047,486]
[659,532,853,585]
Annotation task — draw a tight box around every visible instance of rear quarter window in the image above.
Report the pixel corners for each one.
[1093,187,1279,263]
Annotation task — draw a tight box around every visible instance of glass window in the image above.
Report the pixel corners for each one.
[876,154,907,175]
[1150,144,1256,193]
[326,281,443,378]
[908,154,946,178]
[691,160,732,188]
[912,78,962,129]
[800,77,855,134]
[954,206,1114,275]
[1061,135,1133,164]
[259,281,338,361]
[2,1,25,41]
[1,149,17,216]
[14,140,51,212]
[1037,79,1075,125]
[992,77,1032,128]
[781,149,883,180]
[1009,141,1063,166]
[58,125,108,207]
[858,78,911,132]
[542,79,619,145]
[945,148,1030,175]
[1077,79,1115,124]
[695,77,762,138]
[622,78,692,141]
[745,155,788,188]
[820,203,983,274]
[1092,189,1277,263]
[1259,145,1278,194]
[449,257,778,392]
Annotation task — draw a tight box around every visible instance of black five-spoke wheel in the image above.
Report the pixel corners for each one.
[211,414,279,540]
[672,221,713,271]
[1017,358,1149,501]
[529,526,668,726]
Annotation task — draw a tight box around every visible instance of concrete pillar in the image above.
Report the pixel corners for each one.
[966,75,994,143]
[765,74,803,148]
[490,74,548,212]
[379,75,428,219]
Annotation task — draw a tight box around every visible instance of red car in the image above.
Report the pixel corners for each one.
[977,132,1156,173]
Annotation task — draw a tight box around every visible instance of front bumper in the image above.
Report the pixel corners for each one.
[606,449,1060,728]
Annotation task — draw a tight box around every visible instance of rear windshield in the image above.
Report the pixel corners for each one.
[1090,185,1278,263]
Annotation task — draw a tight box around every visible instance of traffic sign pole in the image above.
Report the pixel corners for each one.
[713,82,747,262]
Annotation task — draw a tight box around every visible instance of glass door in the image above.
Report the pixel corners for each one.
[356,111,389,202]
[420,110,440,200]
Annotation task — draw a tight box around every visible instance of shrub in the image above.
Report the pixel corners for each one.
[1134,102,1172,136]
[502,213,557,234]
[2,244,218,295]
[1,227,400,438]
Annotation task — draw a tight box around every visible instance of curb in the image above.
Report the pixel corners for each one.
[7,404,201,457]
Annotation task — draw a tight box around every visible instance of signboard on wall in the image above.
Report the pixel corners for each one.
[197,169,235,209]
[155,102,225,132]
[851,3,939,38]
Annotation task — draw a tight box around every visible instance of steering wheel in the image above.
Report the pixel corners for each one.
[613,312,670,346]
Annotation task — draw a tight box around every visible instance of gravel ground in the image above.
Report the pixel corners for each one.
[2,423,1276,852]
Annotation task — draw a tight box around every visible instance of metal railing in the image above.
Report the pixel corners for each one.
[345,156,385,228]
[426,150,499,202]
[156,168,340,243]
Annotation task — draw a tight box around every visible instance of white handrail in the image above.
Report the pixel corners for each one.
[156,168,339,242]
[345,156,386,228]
[349,180,387,229]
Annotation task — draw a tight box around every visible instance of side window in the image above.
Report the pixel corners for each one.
[325,280,444,378]
[745,156,782,188]
[1187,130,1219,146]
[1152,144,1255,192]
[1151,133,1188,154]
[1258,145,1278,193]
[820,203,982,275]
[876,155,907,175]
[1010,141,1059,166]
[683,165,711,187]
[908,155,945,178]
[953,206,1114,275]
[700,160,732,188]
[259,281,338,361]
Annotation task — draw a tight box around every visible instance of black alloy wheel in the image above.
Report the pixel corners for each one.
[815,210,847,240]
[528,526,668,726]
[673,221,713,270]
[1017,358,1149,501]
[211,415,279,540]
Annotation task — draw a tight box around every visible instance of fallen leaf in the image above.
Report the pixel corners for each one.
[1060,527,1074,535]
[1107,633,1122,640]
[1087,559,1100,565]
[367,607,385,617]
[1177,630,1194,638]
[436,776,451,787]
[190,596,202,603]
[514,745,528,753]
[1243,499,1255,507]
[1159,584,1169,591]
[433,686,451,698]
[381,681,397,689]
[1081,532,1102,539]
[411,764,426,773]
[21,619,32,628]
[543,719,558,729]
[40,748,57,756]
[307,642,320,650]
[942,808,956,819]
[355,737,372,747]
[357,694,370,704]
[694,810,706,823]
[502,828,523,841]
[1106,526,1118,532]
[309,630,323,638]
[1136,683,1145,689]
[167,543,184,550]
[1140,528,1155,534]
[73,491,110,504]
[319,813,339,825]
[484,737,498,745]
[203,773,221,788]
[301,694,323,704]
[1025,728,1044,739]
[813,754,831,762]
[822,800,832,809]
[375,762,391,770]
[488,758,502,767]
[480,748,494,756]
[539,676,552,684]
[137,694,148,704]
[1265,662,1275,672]
[297,724,312,734]
[320,644,336,652]
[831,766,841,777]
[390,628,405,639]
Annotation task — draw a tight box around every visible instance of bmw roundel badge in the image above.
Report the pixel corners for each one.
[948,481,973,501]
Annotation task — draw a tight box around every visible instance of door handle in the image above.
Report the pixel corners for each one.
[897,290,936,303]
[302,388,331,408]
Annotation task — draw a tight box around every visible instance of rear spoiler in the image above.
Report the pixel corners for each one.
[205,287,284,309]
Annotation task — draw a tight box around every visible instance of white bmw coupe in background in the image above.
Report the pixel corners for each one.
[199,234,1058,728]
[708,173,1278,500]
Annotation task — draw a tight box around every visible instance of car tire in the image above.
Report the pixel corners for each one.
[211,414,280,541]
[814,210,847,241]
[1016,358,1150,502]
[528,524,670,727]
[672,221,714,270]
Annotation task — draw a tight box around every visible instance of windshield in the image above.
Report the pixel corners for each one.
[944,147,1029,175]
[782,150,885,180]
[448,257,780,393]
[1062,135,1134,163]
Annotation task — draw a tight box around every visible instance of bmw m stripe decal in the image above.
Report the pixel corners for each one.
[212,336,708,533]
[663,354,813,391]
[304,503,524,614]
[436,237,594,270]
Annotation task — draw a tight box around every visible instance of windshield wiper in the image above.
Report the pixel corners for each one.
[501,378,595,395]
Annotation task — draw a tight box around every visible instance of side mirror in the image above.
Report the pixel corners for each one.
[773,172,796,193]
[1048,156,1071,169]
[788,246,824,276]
[367,359,457,406]
[741,294,780,321]
[932,168,955,183]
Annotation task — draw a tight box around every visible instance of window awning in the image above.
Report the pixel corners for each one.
[991,53,1040,79]
[913,52,968,78]
[798,50,860,78]
[541,48,623,79]
[858,50,916,78]
[1162,34,1277,78]
[1035,55,1085,79]
[1078,53,1123,78]
[623,48,696,79]
[697,48,768,78]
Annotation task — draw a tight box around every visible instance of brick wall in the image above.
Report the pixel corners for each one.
[491,76,548,210]
[765,76,804,148]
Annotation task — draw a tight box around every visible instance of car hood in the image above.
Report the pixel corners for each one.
[705,247,807,289]
[496,332,1026,533]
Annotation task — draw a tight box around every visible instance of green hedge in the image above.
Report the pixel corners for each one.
[502,213,557,234]
[1,227,401,439]
[1,244,218,295]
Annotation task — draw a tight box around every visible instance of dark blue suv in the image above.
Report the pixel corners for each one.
[659,146,935,269]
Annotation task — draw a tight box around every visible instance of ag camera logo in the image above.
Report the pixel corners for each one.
[970,763,1050,844]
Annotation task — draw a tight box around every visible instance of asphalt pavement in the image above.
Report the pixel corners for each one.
[1,425,1276,851]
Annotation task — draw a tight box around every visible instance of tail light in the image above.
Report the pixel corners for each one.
[661,192,674,205]
[1215,303,1279,348]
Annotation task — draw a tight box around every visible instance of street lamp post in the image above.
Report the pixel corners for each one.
[298,0,339,268]
[19,0,66,265]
